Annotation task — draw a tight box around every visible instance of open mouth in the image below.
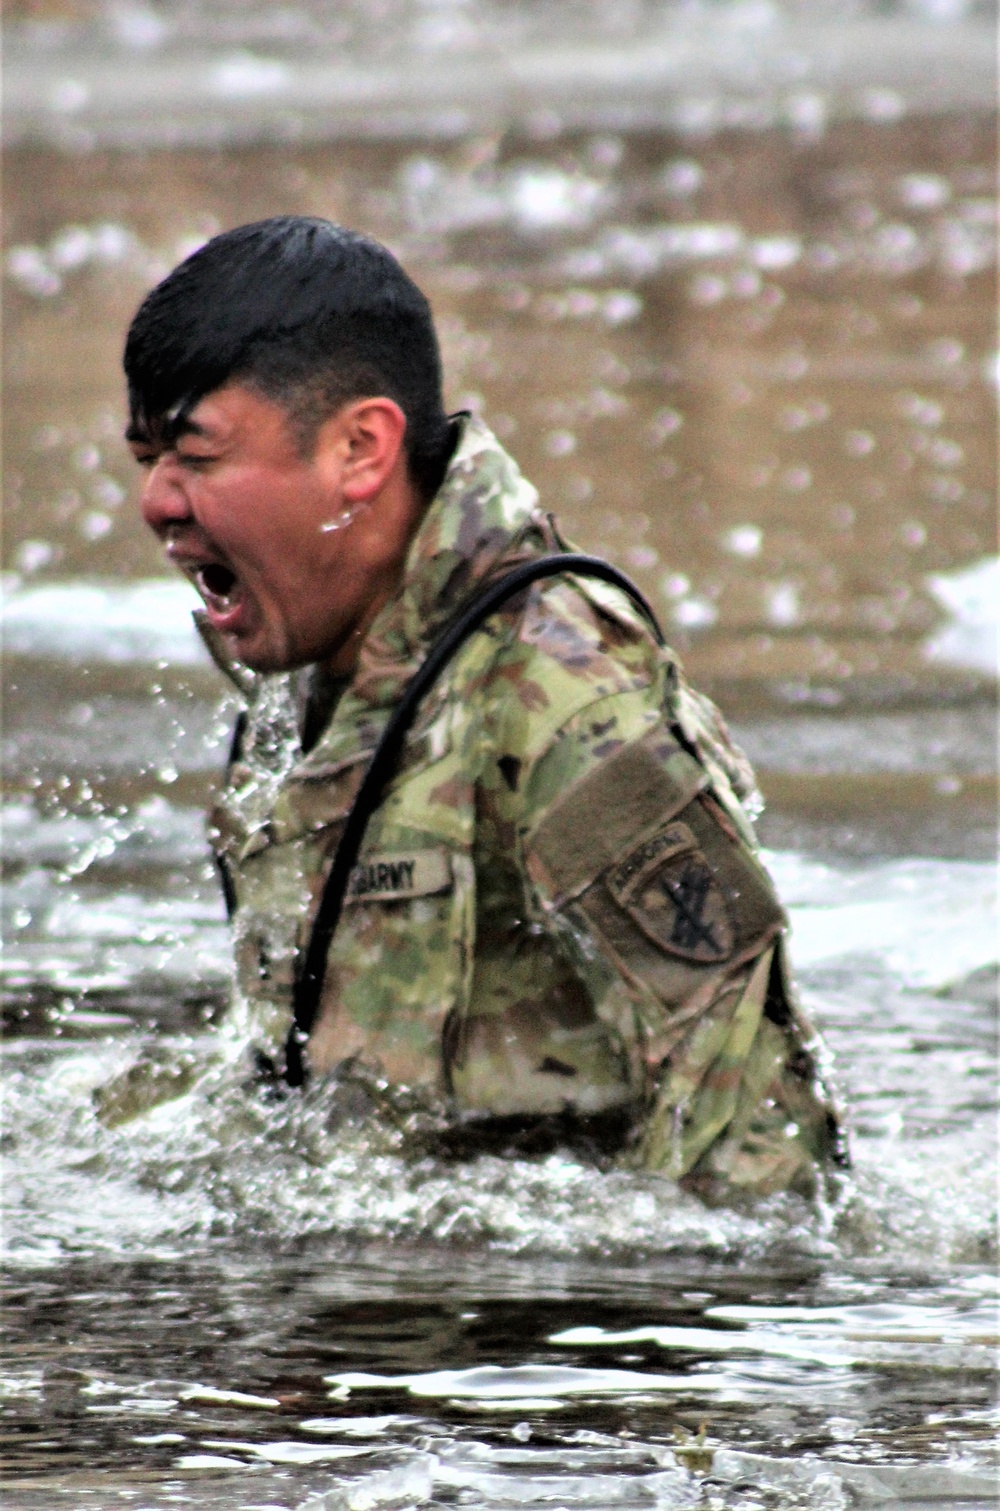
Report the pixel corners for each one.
[196,563,238,603]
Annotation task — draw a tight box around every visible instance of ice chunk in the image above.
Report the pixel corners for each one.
[925,556,998,676]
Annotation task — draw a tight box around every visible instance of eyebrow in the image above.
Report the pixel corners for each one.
[125,414,211,447]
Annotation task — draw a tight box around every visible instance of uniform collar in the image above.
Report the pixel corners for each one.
[381,412,543,642]
[339,412,550,708]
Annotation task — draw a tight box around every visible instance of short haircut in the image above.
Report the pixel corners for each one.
[124,216,451,497]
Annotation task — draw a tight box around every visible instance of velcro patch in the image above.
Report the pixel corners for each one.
[526,729,707,905]
[606,821,734,963]
[346,849,452,903]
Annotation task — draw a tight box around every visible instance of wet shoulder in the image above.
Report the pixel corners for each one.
[476,573,662,763]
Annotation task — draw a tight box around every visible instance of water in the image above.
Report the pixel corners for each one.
[3,4,998,1505]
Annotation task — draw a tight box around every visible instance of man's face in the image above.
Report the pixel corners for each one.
[129,384,404,674]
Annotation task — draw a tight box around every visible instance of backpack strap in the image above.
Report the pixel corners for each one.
[283,552,664,1086]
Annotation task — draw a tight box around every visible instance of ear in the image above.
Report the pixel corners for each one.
[315,397,408,504]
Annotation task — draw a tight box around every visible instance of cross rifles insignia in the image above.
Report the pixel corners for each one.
[606,821,735,963]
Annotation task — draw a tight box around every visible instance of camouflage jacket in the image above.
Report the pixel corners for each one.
[205,415,842,1197]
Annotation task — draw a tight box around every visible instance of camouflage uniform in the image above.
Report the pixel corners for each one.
[203,415,843,1197]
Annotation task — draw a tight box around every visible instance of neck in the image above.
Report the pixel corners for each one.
[323,471,428,677]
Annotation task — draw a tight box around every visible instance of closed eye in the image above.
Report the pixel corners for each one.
[175,450,218,470]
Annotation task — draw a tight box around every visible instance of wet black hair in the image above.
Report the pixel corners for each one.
[123,216,452,498]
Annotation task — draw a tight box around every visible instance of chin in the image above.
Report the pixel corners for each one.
[224,635,279,674]
[240,651,290,674]
[237,639,318,675]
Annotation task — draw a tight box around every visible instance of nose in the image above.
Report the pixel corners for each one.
[140,456,193,537]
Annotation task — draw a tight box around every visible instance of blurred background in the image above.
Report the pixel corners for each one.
[4,0,996,868]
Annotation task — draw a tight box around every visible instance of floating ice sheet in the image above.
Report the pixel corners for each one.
[767,851,997,991]
[551,1296,999,1376]
[325,1364,728,1400]
[1,577,207,664]
[925,554,999,677]
[550,1323,851,1368]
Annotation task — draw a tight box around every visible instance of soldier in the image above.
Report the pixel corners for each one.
[113,216,845,1199]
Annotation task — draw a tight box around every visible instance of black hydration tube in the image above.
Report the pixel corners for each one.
[282,553,665,1087]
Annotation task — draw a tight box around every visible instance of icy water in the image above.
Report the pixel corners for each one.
[3,8,999,1504]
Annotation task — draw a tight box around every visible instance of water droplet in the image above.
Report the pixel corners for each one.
[785,91,826,137]
[79,511,113,541]
[587,135,624,170]
[90,476,126,509]
[320,509,357,533]
[927,437,963,468]
[777,351,809,380]
[765,583,800,627]
[16,540,55,574]
[661,159,703,196]
[647,408,684,445]
[672,597,717,629]
[209,52,291,100]
[661,573,691,600]
[751,236,801,271]
[565,475,593,502]
[924,338,964,369]
[896,391,944,426]
[74,444,101,472]
[721,525,763,558]
[859,87,904,123]
[780,402,829,432]
[730,268,762,298]
[926,475,965,504]
[897,173,951,211]
[510,168,604,233]
[544,430,576,458]
[51,228,95,272]
[6,246,61,298]
[689,273,728,306]
[110,5,169,51]
[601,291,641,325]
[48,78,90,114]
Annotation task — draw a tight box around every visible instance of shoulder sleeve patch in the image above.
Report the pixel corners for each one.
[525,726,786,1008]
[526,728,706,905]
[606,820,735,964]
